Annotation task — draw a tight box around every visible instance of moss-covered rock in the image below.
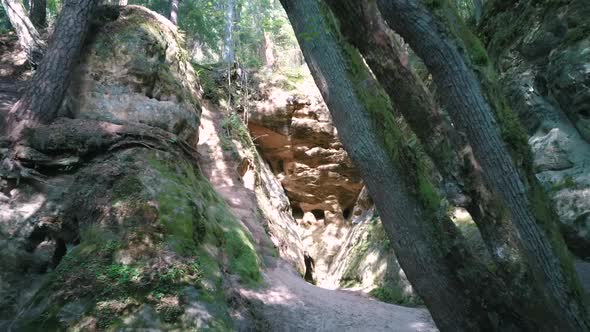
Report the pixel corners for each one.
[66,5,202,145]
[1,6,261,331]
[11,147,260,331]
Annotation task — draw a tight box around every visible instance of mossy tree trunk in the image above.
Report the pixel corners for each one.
[0,0,45,65]
[280,0,527,330]
[376,1,590,330]
[326,0,459,181]
[7,0,98,139]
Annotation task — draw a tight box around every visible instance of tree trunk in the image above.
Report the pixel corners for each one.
[326,1,551,328]
[29,0,46,29]
[7,0,98,139]
[1,0,45,65]
[377,1,590,331]
[222,0,235,63]
[262,30,276,69]
[169,0,178,25]
[325,0,462,193]
[280,0,522,330]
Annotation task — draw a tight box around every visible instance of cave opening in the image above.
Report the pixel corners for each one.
[292,204,304,219]
[343,207,352,220]
[311,209,325,220]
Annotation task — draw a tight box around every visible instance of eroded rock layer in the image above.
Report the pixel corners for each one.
[248,72,363,221]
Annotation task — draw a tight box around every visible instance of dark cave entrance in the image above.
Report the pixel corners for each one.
[311,209,325,220]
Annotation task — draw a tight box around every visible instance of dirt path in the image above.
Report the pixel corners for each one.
[197,103,438,332]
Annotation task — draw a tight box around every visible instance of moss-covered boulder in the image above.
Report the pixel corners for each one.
[0,6,261,331]
[65,5,202,145]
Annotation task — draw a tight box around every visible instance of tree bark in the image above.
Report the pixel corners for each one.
[7,0,98,139]
[262,30,276,69]
[280,0,522,330]
[325,0,462,193]
[169,0,178,25]
[29,0,46,29]
[1,0,45,65]
[377,1,590,331]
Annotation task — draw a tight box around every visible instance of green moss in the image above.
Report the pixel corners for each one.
[113,175,144,201]
[528,177,585,298]
[21,149,262,329]
[552,176,576,191]
[369,285,415,306]
[565,26,589,44]
[25,224,226,330]
[340,221,391,288]
[425,0,443,9]
[147,153,262,285]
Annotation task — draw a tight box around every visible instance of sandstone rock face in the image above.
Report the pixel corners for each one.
[482,0,590,255]
[248,71,364,284]
[248,73,363,220]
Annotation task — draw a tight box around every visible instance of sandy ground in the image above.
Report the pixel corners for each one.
[197,102,438,332]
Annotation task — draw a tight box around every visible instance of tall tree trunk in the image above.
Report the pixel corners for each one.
[280,0,524,330]
[1,0,45,65]
[262,30,276,69]
[325,0,462,191]
[169,0,178,25]
[222,0,235,63]
[29,0,46,29]
[376,1,590,331]
[7,0,98,139]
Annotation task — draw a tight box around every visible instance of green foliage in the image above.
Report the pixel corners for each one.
[369,286,415,306]
[340,221,391,288]
[129,0,297,68]
[552,176,576,191]
[221,111,254,149]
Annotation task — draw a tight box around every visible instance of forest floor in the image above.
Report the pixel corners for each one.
[196,101,438,331]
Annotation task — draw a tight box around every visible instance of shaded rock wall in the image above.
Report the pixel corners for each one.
[481,0,590,256]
